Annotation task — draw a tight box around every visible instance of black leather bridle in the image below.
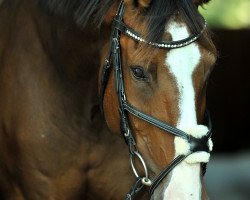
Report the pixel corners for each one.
[100,1,212,199]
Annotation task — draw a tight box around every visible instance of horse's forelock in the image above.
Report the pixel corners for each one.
[38,0,215,58]
[145,0,205,43]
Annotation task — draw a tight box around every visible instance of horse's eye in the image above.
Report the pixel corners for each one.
[131,66,147,80]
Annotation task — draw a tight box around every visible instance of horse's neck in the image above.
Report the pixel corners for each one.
[0,2,148,199]
[38,4,106,136]
[0,0,105,138]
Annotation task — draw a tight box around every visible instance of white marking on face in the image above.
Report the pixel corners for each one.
[166,22,200,129]
[163,21,202,199]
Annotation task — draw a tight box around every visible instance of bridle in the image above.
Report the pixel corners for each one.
[100,1,212,199]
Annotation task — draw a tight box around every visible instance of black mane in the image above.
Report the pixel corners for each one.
[38,0,204,42]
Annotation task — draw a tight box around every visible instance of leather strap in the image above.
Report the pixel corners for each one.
[99,59,111,112]
[125,178,144,200]
[149,155,187,195]
[123,102,189,140]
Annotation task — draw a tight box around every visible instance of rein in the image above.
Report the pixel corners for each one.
[100,1,212,199]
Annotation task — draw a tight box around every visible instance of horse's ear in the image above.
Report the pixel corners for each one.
[137,0,152,8]
[194,0,211,6]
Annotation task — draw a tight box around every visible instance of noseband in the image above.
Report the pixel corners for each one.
[100,1,212,199]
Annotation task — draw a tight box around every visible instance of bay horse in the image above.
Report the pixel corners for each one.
[0,0,217,199]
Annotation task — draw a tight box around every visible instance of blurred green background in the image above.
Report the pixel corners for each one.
[199,0,250,29]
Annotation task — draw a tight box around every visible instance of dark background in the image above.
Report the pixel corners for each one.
[207,29,250,153]
[205,29,250,200]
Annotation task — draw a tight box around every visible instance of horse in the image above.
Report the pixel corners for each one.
[0,0,217,199]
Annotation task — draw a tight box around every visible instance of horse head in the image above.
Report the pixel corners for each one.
[100,0,217,199]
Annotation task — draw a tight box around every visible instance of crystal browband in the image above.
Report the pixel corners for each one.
[112,19,207,49]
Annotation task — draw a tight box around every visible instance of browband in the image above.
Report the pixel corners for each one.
[112,18,207,49]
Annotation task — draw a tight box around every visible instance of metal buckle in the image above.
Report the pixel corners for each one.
[124,129,130,137]
[128,136,138,155]
[121,90,126,101]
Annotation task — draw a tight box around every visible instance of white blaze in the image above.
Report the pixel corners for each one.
[163,21,202,199]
